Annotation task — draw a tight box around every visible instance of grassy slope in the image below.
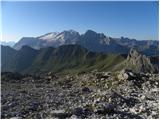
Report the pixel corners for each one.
[2,45,127,74]
[25,52,126,74]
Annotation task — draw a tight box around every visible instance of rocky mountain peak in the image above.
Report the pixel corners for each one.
[84,30,106,38]
[82,30,107,42]
[59,30,80,39]
[38,32,59,40]
[127,48,140,59]
[125,48,157,73]
[12,29,158,56]
[54,30,80,45]
[62,29,79,34]
[38,30,80,42]
[85,30,97,35]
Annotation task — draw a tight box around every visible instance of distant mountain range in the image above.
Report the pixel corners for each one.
[1,45,158,74]
[2,30,158,74]
[13,30,159,56]
[0,41,15,47]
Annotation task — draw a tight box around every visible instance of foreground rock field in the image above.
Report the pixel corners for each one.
[1,69,159,119]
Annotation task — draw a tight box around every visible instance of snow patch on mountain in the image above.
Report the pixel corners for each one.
[38,32,59,41]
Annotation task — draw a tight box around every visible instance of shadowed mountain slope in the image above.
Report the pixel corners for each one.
[1,45,158,74]
[13,30,158,56]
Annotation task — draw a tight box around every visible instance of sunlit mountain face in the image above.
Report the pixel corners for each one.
[13,30,158,56]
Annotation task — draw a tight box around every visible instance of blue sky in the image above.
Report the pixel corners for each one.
[1,1,158,42]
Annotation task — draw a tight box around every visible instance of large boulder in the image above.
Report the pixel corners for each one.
[117,69,136,80]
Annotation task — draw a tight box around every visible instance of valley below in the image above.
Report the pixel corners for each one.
[1,70,159,119]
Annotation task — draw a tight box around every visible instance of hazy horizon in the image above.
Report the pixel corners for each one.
[1,1,158,42]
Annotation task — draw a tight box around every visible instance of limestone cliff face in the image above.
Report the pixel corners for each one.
[125,48,157,73]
